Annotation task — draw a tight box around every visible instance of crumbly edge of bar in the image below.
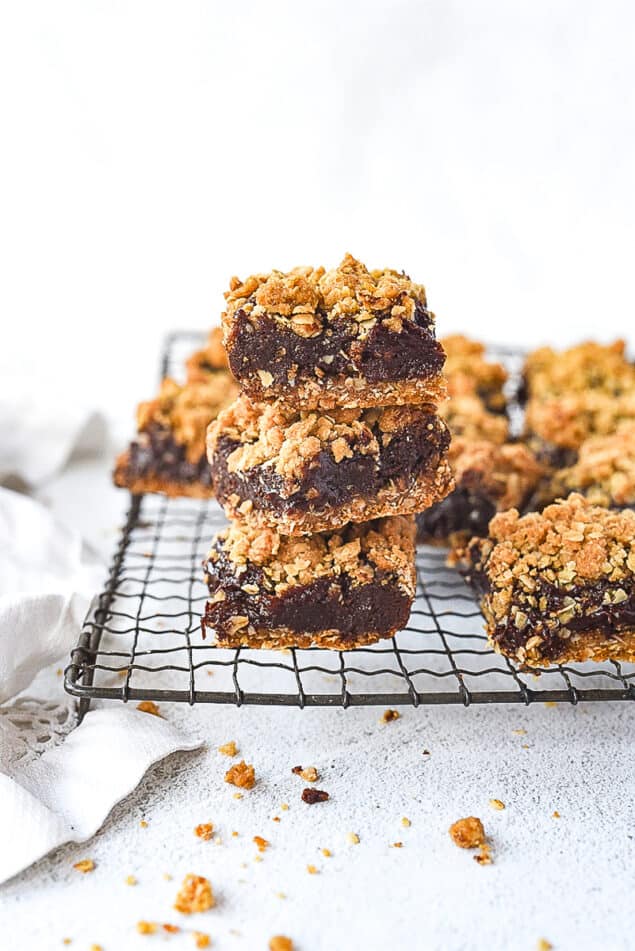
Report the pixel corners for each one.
[524,391,635,451]
[113,451,214,499]
[440,395,509,443]
[185,328,230,382]
[208,393,447,482]
[235,373,448,412]
[206,515,416,597]
[549,423,635,507]
[220,458,454,536]
[202,622,397,651]
[487,624,635,668]
[222,253,429,340]
[522,339,634,400]
[449,438,544,510]
[441,334,508,397]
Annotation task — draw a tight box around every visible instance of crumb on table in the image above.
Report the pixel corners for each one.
[195,823,214,841]
[173,874,215,914]
[224,760,255,789]
[218,740,238,756]
[381,708,400,723]
[292,765,319,782]
[301,788,329,805]
[73,859,95,874]
[449,817,485,849]
[136,700,162,717]
[269,937,294,951]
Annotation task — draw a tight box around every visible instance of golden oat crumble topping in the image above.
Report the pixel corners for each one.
[449,816,486,849]
[440,395,509,444]
[224,760,256,789]
[442,335,508,401]
[523,339,635,400]
[449,438,544,510]
[206,516,416,598]
[223,253,430,340]
[186,326,229,377]
[208,393,445,484]
[173,874,215,914]
[525,391,635,451]
[550,424,635,507]
[136,375,239,464]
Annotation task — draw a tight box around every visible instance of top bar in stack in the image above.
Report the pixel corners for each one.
[221,253,447,410]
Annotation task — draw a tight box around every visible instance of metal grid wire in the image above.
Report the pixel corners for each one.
[65,333,635,711]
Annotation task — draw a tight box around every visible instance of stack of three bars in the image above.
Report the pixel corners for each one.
[202,254,454,650]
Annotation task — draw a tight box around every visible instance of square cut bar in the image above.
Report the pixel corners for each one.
[442,334,508,415]
[417,438,544,547]
[519,339,635,403]
[457,494,635,667]
[114,375,239,498]
[185,327,230,383]
[207,394,453,535]
[202,516,416,650]
[221,253,447,410]
[524,390,635,468]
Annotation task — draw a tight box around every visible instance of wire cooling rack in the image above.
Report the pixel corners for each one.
[65,333,635,713]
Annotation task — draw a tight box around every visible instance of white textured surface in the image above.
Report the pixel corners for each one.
[2,457,635,951]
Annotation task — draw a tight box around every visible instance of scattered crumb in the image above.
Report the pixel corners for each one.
[218,741,238,757]
[281,803,289,811]
[321,848,332,858]
[195,823,214,842]
[474,843,493,865]
[301,788,329,805]
[253,855,263,864]
[449,817,485,850]
[62,941,72,947]
[225,761,255,789]
[233,793,243,800]
[137,921,158,935]
[292,765,319,782]
[544,702,557,708]
[552,810,561,819]
[163,924,180,934]
[125,875,137,886]
[392,842,403,848]
[381,709,400,723]
[206,669,214,676]
[346,832,360,846]
[174,874,215,914]
[73,859,95,874]
[269,937,293,951]
[272,816,281,823]
[422,749,430,755]
[163,873,173,881]
[253,836,270,853]
[136,700,162,717]
[232,831,239,837]
[401,817,411,828]
[56,668,63,676]
[512,728,526,735]
[90,945,102,951]
[194,933,211,948]
[140,820,149,828]
[537,940,553,951]
[489,799,505,811]
[276,892,287,900]
[522,744,530,749]
[306,864,318,874]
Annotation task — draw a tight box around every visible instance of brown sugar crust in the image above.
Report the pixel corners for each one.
[522,340,635,401]
[442,335,508,412]
[440,395,509,443]
[459,494,635,667]
[112,453,215,498]
[238,373,447,412]
[547,424,635,509]
[186,327,230,382]
[525,391,635,454]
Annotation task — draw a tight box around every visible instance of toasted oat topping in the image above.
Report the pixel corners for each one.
[449,817,485,849]
[523,339,635,400]
[550,424,635,507]
[441,395,509,443]
[206,516,416,599]
[208,393,444,484]
[223,253,430,340]
[449,438,544,510]
[442,335,508,404]
[525,391,635,452]
[136,375,239,464]
[186,327,229,380]
[174,874,215,914]
[224,760,256,789]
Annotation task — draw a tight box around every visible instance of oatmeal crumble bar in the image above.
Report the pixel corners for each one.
[442,335,508,415]
[458,494,635,666]
[114,375,239,498]
[221,253,447,410]
[186,327,230,382]
[541,424,635,510]
[524,390,635,468]
[207,394,453,534]
[520,339,635,403]
[417,438,544,546]
[202,516,416,650]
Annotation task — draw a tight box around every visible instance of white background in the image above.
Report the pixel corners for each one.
[1,0,634,419]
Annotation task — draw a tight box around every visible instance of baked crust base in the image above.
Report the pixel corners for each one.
[113,451,214,499]
[489,626,635,668]
[203,621,396,651]
[221,459,454,535]
[239,373,448,412]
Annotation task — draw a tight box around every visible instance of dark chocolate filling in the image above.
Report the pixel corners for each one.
[227,305,445,388]
[123,424,212,487]
[211,414,450,516]
[203,554,410,642]
[416,488,497,543]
